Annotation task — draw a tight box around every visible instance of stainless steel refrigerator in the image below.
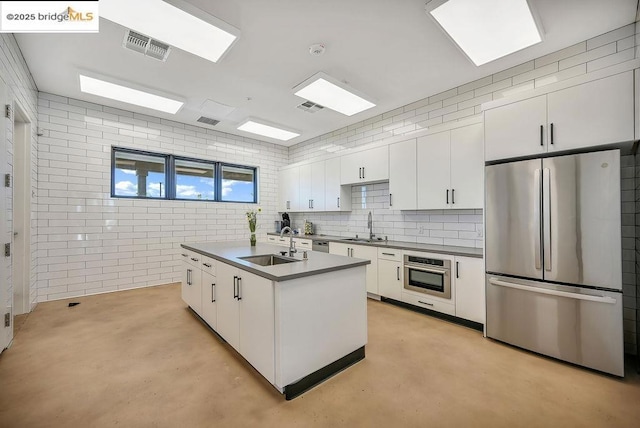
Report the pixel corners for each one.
[485,149,624,376]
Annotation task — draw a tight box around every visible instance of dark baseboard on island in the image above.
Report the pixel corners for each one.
[284,346,365,401]
[381,297,483,332]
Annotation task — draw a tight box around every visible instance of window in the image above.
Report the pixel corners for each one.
[175,158,216,201]
[221,165,256,203]
[111,147,258,203]
[113,149,167,198]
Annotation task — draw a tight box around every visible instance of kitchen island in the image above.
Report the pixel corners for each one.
[180,241,370,400]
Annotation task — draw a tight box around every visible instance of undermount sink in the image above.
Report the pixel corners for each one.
[341,238,374,243]
[239,254,299,266]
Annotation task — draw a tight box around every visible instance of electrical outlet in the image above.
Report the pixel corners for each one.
[418,225,425,235]
[476,224,483,238]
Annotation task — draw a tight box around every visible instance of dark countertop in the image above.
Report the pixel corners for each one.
[267,232,483,258]
[182,241,371,282]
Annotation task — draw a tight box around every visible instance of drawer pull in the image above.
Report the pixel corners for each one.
[382,252,395,256]
[418,300,434,307]
[203,263,212,268]
[190,257,199,262]
[181,253,188,257]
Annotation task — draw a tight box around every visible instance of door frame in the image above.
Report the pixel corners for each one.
[12,100,32,316]
[0,76,10,350]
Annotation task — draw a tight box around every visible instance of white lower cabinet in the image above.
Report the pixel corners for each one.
[238,270,275,384]
[454,256,485,324]
[200,270,217,330]
[377,249,402,300]
[216,261,241,350]
[207,261,275,384]
[181,250,202,314]
[329,242,378,294]
[401,291,456,316]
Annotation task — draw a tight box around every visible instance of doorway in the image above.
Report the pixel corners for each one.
[12,102,31,317]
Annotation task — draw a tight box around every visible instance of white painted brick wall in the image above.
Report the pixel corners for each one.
[36,93,288,302]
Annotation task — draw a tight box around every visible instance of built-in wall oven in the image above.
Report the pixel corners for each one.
[404,255,451,299]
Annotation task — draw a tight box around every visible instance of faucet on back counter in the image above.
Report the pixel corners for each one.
[280,226,297,257]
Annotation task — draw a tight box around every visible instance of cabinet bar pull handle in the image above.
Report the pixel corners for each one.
[359,167,362,179]
[203,263,211,268]
[237,277,242,301]
[181,253,188,257]
[446,189,449,204]
[233,276,238,299]
[550,123,554,145]
[337,197,340,208]
[540,125,543,146]
[187,269,191,285]
[418,301,434,307]
[397,266,400,281]
[382,252,395,256]
[389,193,392,207]
[212,283,216,302]
[362,167,365,179]
[191,257,199,262]
[456,261,459,279]
[451,189,455,204]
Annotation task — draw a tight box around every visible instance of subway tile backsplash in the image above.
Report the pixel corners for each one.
[289,182,483,249]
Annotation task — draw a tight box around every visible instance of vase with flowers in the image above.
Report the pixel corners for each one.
[246,207,261,246]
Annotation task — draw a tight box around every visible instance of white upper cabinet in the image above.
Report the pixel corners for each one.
[325,157,352,211]
[340,145,389,185]
[278,166,300,212]
[417,131,450,210]
[389,139,417,210]
[547,72,634,153]
[485,71,634,162]
[450,123,484,209]
[484,95,547,162]
[298,162,325,211]
[417,123,484,210]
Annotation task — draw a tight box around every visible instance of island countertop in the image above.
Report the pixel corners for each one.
[181,241,370,282]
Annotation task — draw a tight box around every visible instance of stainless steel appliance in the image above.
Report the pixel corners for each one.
[312,240,329,253]
[485,149,624,376]
[404,255,451,299]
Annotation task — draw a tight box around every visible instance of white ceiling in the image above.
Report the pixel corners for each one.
[15,0,638,146]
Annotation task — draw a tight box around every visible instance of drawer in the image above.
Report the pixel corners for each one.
[401,291,455,316]
[200,255,215,275]
[276,237,289,246]
[180,249,200,268]
[267,236,277,244]
[294,238,312,248]
[378,248,402,262]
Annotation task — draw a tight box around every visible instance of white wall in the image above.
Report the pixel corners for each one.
[36,93,287,302]
[0,34,38,344]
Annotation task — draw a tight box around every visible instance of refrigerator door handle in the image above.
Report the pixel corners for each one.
[543,168,552,272]
[488,278,617,304]
[534,169,542,270]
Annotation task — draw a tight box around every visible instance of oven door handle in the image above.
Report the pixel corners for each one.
[405,265,449,275]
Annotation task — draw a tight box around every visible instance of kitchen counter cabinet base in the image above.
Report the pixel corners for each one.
[381,297,483,332]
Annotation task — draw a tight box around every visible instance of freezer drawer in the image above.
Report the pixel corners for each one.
[486,275,624,376]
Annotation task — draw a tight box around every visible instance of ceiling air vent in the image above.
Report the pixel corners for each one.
[197,116,220,126]
[296,100,324,113]
[123,29,171,62]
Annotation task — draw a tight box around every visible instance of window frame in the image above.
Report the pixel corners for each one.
[111,147,170,200]
[111,146,258,203]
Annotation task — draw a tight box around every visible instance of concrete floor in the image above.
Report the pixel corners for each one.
[0,283,639,427]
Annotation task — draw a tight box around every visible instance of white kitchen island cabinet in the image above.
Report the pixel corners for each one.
[180,242,369,400]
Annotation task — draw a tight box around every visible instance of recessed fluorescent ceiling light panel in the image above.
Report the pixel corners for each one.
[428,0,542,66]
[293,72,376,116]
[79,75,184,114]
[237,119,300,141]
[101,0,239,63]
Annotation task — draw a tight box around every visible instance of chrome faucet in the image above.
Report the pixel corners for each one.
[280,226,297,257]
[368,211,374,241]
